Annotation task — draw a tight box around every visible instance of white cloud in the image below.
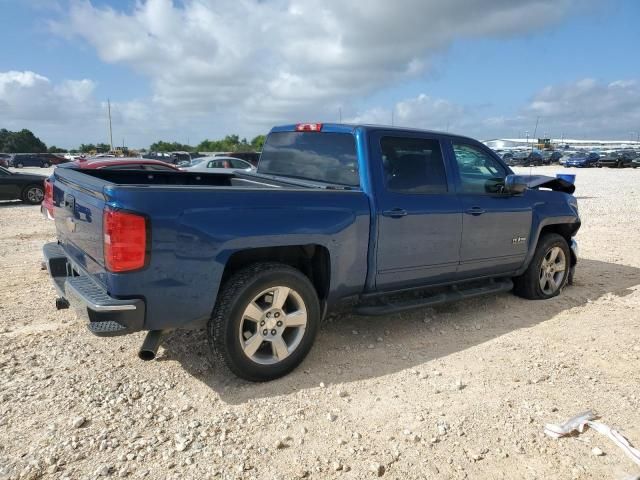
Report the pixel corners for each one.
[50,0,577,132]
[348,77,640,141]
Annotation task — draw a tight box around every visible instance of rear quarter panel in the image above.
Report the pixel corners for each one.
[104,186,371,330]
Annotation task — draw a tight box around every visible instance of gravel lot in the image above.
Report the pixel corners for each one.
[1,166,639,480]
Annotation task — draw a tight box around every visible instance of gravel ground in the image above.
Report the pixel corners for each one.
[1,166,639,480]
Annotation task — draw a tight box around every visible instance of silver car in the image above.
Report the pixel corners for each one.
[181,156,256,174]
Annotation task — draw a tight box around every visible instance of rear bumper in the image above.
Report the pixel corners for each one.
[43,242,145,336]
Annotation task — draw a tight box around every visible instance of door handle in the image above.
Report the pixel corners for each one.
[382,208,408,218]
[465,206,486,216]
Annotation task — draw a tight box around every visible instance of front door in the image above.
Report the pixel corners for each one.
[449,141,532,278]
[371,131,462,290]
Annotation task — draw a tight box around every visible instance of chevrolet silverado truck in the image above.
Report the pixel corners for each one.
[43,123,580,381]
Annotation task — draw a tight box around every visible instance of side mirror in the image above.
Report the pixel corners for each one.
[504,174,527,194]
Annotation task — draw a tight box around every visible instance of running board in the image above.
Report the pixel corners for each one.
[354,279,513,316]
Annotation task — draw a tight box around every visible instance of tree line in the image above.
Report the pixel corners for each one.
[149,134,266,153]
[0,128,266,154]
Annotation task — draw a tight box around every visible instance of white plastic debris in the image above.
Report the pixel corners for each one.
[544,410,640,466]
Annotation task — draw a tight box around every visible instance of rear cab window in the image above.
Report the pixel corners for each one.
[258,131,359,186]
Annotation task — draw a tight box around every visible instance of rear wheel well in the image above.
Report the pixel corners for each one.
[222,245,330,302]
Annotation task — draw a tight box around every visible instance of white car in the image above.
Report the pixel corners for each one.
[181,156,256,174]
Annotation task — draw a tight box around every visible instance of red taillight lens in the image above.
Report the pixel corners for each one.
[43,179,54,218]
[103,209,147,272]
[295,123,323,132]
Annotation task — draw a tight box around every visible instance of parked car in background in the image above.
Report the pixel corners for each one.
[564,152,600,168]
[542,151,563,164]
[143,151,192,166]
[0,166,46,204]
[214,151,261,166]
[12,153,69,168]
[598,150,636,168]
[59,157,182,171]
[507,150,543,167]
[180,156,256,174]
[0,154,12,168]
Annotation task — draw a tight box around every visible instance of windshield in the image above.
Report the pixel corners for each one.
[0,166,10,175]
[259,131,359,186]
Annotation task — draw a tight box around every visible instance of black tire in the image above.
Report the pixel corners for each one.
[15,162,24,168]
[42,162,50,168]
[513,233,571,300]
[22,184,44,205]
[208,262,320,381]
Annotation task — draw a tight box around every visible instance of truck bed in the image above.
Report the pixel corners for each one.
[49,166,371,331]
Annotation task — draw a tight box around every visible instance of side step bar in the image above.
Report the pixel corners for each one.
[354,278,513,316]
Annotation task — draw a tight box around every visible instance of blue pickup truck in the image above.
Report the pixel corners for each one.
[43,123,580,381]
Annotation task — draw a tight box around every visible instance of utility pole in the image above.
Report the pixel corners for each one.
[391,108,394,126]
[339,108,342,123]
[108,99,113,152]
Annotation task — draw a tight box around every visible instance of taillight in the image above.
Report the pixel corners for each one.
[43,179,54,218]
[103,209,147,272]
[295,123,323,132]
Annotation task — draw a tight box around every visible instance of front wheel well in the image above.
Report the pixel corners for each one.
[538,223,577,265]
[222,245,330,302]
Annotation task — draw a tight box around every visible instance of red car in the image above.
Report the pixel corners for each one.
[61,157,182,171]
[42,158,181,219]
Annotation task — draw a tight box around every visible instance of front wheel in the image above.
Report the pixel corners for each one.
[513,233,570,300]
[208,262,320,381]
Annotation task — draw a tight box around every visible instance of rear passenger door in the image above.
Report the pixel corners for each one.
[371,131,462,290]
[448,141,532,278]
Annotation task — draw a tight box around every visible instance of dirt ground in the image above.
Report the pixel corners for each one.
[1,165,639,480]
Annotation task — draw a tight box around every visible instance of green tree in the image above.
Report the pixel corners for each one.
[0,128,47,153]
[96,143,111,153]
[149,141,193,152]
[250,135,266,151]
[48,145,66,153]
[79,143,96,153]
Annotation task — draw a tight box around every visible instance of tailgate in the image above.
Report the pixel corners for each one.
[53,168,107,273]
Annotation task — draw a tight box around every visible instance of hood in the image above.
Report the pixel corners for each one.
[11,172,47,182]
[509,174,575,194]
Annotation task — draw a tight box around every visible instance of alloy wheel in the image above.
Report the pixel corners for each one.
[539,246,566,295]
[238,286,308,365]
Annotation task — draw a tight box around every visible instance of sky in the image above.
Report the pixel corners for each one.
[0,0,639,149]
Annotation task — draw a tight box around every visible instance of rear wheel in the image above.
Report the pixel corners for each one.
[208,262,320,381]
[513,233,570,300]
[22,184,44,204]
[15,162,24,168]
[41,161,50,168]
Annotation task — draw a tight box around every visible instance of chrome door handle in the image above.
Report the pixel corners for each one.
[382,208,408,218]
[465,206,485,216]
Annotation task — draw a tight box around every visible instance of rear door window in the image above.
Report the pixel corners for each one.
[380,136,448,194]
[259,132,359,186]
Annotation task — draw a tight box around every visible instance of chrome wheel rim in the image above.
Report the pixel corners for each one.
[27,187,44,203]
[239,286,307,365]
[539,246,566,295]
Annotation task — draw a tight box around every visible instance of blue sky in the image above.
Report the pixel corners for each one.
[1,0,639,148]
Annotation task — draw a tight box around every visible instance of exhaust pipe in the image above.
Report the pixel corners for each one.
[55,297,70,310]
[138,330,166,361]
